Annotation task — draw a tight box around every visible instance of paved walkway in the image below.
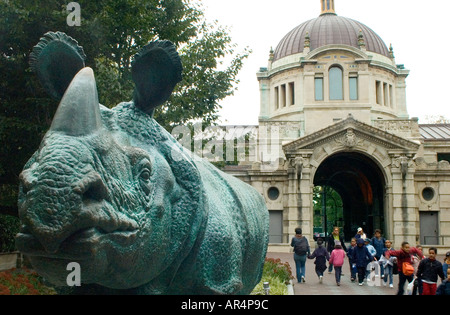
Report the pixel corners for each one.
[266,252,446,295]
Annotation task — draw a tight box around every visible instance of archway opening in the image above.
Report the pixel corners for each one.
[313,152,386,241]
[313,186,344,238]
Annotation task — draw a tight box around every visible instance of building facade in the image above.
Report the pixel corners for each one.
[223,0,450,252]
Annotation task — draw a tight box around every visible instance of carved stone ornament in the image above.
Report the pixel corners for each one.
[288,156,304,178]
[335,128,363,148]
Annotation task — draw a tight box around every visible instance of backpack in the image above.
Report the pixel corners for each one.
[294,237,308,255]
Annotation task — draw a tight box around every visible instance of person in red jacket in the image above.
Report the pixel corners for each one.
[385,241,422,295]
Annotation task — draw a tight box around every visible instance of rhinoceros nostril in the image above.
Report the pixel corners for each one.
[83,181,107,202]
[73,171,108,202]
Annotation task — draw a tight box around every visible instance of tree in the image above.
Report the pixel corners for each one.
[423,115,450,124]
[0,0,249,216]
[313,186,343,235]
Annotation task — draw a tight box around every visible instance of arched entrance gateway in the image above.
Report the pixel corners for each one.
[313,152,386,241]
[282,115,421,245]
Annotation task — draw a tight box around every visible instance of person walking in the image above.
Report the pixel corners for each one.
[291,228,310,283]
[347,238,357,282]
[371,229,386,278]
[443,251,450,278]
[416,247,445,295]
[385,241,422,295]
[381,239,395,288]
[354,227,366,240]
[351,238,374,286]
[308,238,329,283]
[327,226,347,273]
[364,238,377,281]
[436,266,450,295]
[329,241,346,286]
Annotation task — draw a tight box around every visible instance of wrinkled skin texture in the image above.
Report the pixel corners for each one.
[17,95,269,294]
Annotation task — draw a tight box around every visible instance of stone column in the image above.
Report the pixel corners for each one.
[286,154,313,242]
[391,154,418,247]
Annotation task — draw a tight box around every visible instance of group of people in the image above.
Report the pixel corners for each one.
[291,227,450,295]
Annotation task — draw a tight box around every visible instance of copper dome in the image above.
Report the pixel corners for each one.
[272,13,390,61]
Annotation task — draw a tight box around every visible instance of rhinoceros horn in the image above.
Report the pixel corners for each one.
[50,67,102,136]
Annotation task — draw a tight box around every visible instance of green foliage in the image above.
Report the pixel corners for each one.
[251,258,294,295]
[0,215,20,252]
[251,276,287,295]
[313,186,344,234]
[0,0,249,216]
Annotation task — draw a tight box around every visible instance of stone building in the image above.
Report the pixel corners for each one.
[223,0,450,252]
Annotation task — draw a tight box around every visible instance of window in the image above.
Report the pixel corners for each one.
[315,77,324,101]
[268,187,280,200]
[329,66,343,100]
[288,82,295,105]
[376,80,382,105]
[280,84,286,107]
[422,187,435,201]
[349,76,358,100]
[274,86,279,109]
[438,153,450,163]
[383,83,389,106]
[389,84,394,108]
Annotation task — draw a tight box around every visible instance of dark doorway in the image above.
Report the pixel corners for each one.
[313,152,386,241]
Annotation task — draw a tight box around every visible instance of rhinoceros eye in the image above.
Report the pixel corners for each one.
[136,159,152,195]
[140,170,151,181]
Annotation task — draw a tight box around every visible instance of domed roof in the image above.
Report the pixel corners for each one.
[273,13,390,61]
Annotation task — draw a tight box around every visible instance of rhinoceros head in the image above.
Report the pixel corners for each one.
[16,33,204,291]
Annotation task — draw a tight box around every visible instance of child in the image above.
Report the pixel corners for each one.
[384,241,422,295]
[351,238,374,286]
[436,266,450,295]
[347,238,357,282]
[308,238,329,283]
[416,247,445,295]
[364,238,377,280]
[329,241,346,286]
[443,251,450,278]
[381,239,395,288]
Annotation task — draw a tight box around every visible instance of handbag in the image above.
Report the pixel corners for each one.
[402,261,415,276]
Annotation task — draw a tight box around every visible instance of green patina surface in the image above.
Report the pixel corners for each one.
[16,32,269,295]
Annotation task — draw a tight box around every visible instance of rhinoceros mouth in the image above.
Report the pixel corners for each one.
[16,223,139,259]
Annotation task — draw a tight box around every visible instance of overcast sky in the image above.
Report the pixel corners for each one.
[202,0,450,126]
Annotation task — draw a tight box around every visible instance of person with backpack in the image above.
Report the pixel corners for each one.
[291,227,310,283]
[384,241,423,295]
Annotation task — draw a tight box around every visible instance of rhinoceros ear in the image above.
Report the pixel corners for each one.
[29,31,86,100]
[131,40,183,115]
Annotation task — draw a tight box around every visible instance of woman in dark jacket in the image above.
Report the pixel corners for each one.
[327,227,347,273]
[351,238,374,285]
